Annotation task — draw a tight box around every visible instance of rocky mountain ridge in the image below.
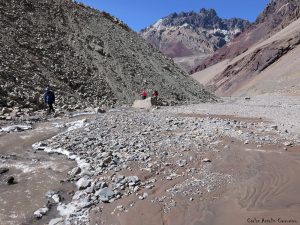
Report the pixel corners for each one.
[0,0,215,114]
[140,9,250,71]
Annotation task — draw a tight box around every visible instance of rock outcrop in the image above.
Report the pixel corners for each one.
[0,0,216,112]
[140,9,250,72]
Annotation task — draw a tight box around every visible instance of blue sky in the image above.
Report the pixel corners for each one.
[78,0,270,31]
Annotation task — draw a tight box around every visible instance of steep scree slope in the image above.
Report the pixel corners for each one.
[0,0,215,111]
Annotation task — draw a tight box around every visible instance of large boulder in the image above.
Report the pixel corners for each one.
[132,97,156,109]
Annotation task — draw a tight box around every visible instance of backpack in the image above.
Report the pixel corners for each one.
[45,90,55,104]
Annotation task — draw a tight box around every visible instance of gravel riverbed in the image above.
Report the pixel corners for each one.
[1,96,300,225]
[30,96,300,225]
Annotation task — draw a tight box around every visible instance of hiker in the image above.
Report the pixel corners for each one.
[152,90,158,105]
[44,87,55,115]
[152,90,158,100]
[140,90,147,100]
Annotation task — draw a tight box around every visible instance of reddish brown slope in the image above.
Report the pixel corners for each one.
[191,0,300,74]
[192,18,300,96]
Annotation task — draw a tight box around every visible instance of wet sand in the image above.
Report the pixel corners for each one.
[0,116,91,225]
[88,137,300,225]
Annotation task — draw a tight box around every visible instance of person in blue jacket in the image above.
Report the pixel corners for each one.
[44,86,55,115]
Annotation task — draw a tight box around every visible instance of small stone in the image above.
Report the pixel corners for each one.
[97,187,115,203]
[0,168,9,174]
[35,142,48,150]
[49,217,64,225]
[271,125,278,130]
[7,176,15,185]
[95,107,106,113]
[126,176,140,186]
[283,142,293,147]
[45,190,58,198]
[68,167,81,177]
[176,159,187,167]
[244,140,249,144]
[76,177,91,190]
[114,175,125,183]
[145,184,154,189]
[94,181,108,190]
[202,158,211,163]
[52,194,61,203]
[34,207,49,218]
[143,192,148,199]
[133,186,139,192]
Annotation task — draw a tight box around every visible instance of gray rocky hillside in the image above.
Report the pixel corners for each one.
[141,9,250,58]
[0,0,216,111]
[140,9,250,72]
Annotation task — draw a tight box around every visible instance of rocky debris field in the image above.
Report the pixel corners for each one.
[0,104,93,125]
[0,0,215,111]
[23,96,300,225]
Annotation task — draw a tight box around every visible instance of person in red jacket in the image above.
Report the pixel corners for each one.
[152,90,158,105]
[152,90,158,99]
[140,90,148,100]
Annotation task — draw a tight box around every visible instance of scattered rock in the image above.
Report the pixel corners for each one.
[0,168,9,175]
[97,187,115,203]
[68,167,81,177]
[202,158,211,163]
[49,217,64,225]
[283,142,293,147]
[143,192,149,199]
[94,181,108,190]
[7,176,15,185]
[94,108,106,113]
[34,207,49,218]
[76,177,91,190]
[52,194,61,203]
[271,125,278,130]
[126,176,140,186]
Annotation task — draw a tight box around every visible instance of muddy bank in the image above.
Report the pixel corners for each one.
[202,139,300,225]
[0,115,96,225]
